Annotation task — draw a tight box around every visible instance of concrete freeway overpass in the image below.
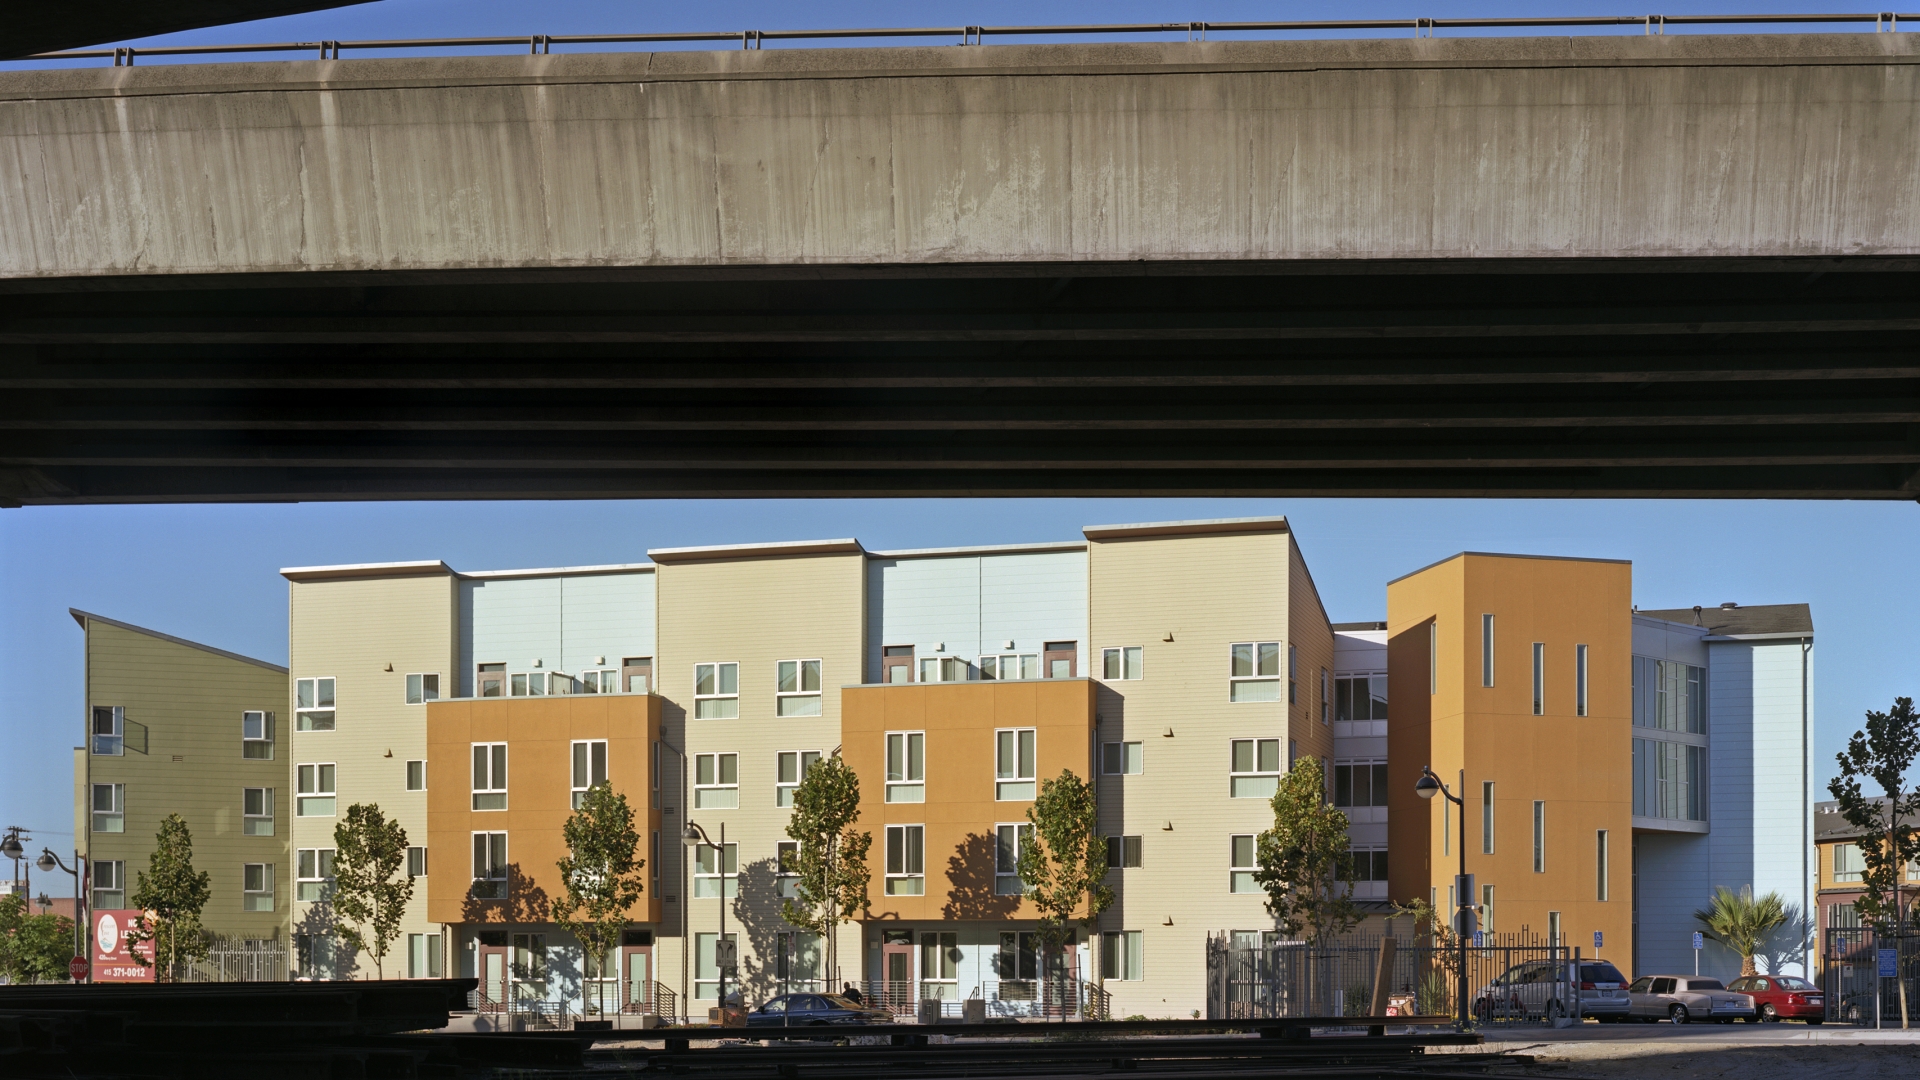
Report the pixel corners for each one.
[2,32,1918,503]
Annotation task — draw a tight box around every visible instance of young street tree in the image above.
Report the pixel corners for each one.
[332,803,415,980]
[1828,695,1919,1027]
[781,753,871,985]
[1254,755,1361,941]
[553,782,646,1017]
[1019,769,1113,976]
[0,893,77,983]
[1692,885,1789,977]
[125,812,212,982]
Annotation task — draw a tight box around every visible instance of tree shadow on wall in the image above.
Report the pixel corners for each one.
[461,864,550,926]
[943,832,1020,921]
[729,856,788,1004]
[291,897,360,980]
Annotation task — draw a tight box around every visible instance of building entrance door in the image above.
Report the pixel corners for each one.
[622,930,655,1014]
[476,932,509,1012]
[880,929,914,1011]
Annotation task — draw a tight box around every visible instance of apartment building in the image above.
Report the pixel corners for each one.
[1814,798,1920,939]
[71,610,290,966]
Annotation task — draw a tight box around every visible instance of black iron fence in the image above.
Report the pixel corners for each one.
[1207,931,1584,1027]
[1823,928,1920,1026]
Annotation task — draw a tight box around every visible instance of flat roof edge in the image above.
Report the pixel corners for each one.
[1083,515,1289,541]
[70,608,289,673]
[1388,550,1631,586]
[463,562,654,579]
[280,559,453,581]
[868,540,1087,559]
[647,538,864,562]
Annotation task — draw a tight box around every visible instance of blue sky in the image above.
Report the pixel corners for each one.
[5,0,1917,890]
[6,498,1917,892]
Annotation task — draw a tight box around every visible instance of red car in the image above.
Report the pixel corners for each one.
[1725,975,1824,1023]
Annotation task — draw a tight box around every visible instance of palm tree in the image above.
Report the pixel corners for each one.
[1693,885,1789,977]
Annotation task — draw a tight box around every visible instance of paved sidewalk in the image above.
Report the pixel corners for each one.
[1440,1021,1920,1079]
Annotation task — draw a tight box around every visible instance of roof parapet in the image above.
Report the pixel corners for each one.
[1082,515,1289,541]
[280,560,454,582]
[647,538,864,563]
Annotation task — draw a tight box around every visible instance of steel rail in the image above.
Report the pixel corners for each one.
[14,12,1916,65]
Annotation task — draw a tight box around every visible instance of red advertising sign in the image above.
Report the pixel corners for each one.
[68,955,89,981]
[91,909,156,982]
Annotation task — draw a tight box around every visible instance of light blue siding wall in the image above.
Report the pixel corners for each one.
[1634,832,1709,976]
[1743,639,1816,978]
[457,571,656,695]
[866,550,1087,682]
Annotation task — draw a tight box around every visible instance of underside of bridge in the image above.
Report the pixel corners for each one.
[3,256,1916,505]
[0,1,374,60]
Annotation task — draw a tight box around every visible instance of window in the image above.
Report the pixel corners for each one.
[921,932,960,995]
[1320,668,1329,724]
[1102,931,1144,981]
[694,662,739,719]
[623,657,653,695]
[776,750,822,807]
[243,863,274,911]
[693,841,738,897]
[91,860,124,909]
[92,783,125,833]
[1288,645,1298,704]
[694,932,738,1000]
[1106,835,1142,869]
[1334,675,1389,723]
[1834,843,1863,883]
[885,824,925,895]
[1044,641,1077,678]
[509,671,547,697]
[1332,762,1389,808]
[477,663,506,698]
[243,787,274,836]
[404,673,440,705]
[1480,616,1495,687]
[295,677,336,731]
[995,823,1032,895]
[91,705,124,755]
[881,645,914,684]
[408,933,443,979]
[1229,738,1282,798]
[1229,642,1281,701]
[1101,647,1143,680]
[471,744,507,811]
[1481,782,1494,853]
[242,710,274,759]
[995,728,1036,800]
[1596,830,1610,901]
[1429,622,1438,695]
[1481,884,1496,933]
[1101,741,1143,775]
[1548,911,1562,948]
[1346,847,1389,883]
[1576,644,1589,717]
[919,656,972,682]
[652,742,661,809]
[1633,657,1706,733]
[511,933,548,998]
[406,760,426,791]
[471,832,507,899]
[1533,800,1546,872]
[1443,790,1450,857]
[776,841,800,898]
[775,659,823,717]
[297,848,335,901]
[1230,835,1260,893]
[998,931,1039,981]
[694,752,739,809]
[1633,738,1707,821]
[408,846,428,878]
[777,930,823,989]
[979,653,1038,680]
[885,733,925,802]
[1532,643,1545,715]
[571,739,608,809]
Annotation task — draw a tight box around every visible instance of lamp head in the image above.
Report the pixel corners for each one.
[681,822,707,847]
[36,851,57,873]
[0,836,22,860]
[1414,772,1442,800]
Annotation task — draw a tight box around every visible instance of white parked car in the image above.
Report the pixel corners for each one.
[1626,975,1757,1023]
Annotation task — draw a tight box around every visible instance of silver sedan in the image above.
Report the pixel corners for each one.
[1626,975,1757,1023]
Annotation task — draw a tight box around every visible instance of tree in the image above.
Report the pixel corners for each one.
[1253,755,1361,941]
[0,894,76,984]
[125,813,212,981]
[1828,695,1919,1028]
[781,753,871,985]
[1019,769,1113,978]
[553,782,646,1016]
[1692,885,1789,977]
[332,803,414,980]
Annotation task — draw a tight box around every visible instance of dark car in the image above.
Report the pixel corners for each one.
[1725,975,1824,1024]
[744,993,894,1027]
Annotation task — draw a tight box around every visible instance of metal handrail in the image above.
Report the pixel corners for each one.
[14,13,1916,66]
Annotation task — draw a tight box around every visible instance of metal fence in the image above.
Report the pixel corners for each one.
[1206,931,1580,1027]
[178,933,287,983]
[859,978,1111,1020]
[1823,928,1920,1026]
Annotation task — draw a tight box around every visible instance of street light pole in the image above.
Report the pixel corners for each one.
[1415,766,1469,1030]
[682,820,730,1019]
[37,849,85,975]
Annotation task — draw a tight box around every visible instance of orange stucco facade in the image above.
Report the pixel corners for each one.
[1387,554,1634,967]
[840,678,1098,923]
[425,693,663,926]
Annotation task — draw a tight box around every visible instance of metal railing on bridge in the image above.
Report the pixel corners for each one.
[12,13,1917,66]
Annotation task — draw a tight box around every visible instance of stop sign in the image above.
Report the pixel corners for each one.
[68,955,88,981]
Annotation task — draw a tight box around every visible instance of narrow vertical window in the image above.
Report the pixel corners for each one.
[1320,668,1329,724]
[1481,781,1495,854]
[1481,884,1496,933]
[1429,622,1438,695]
[1287,645,1298,704]
[1548,911,1562,947]
[1575,644,1589,717]
[1532,642,1545,715]
[1481,615,1495,687]
[406,760,427,791]
[1596,829,1610,901]
[1442,793,1450,857]
[1532,800,1545,872]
